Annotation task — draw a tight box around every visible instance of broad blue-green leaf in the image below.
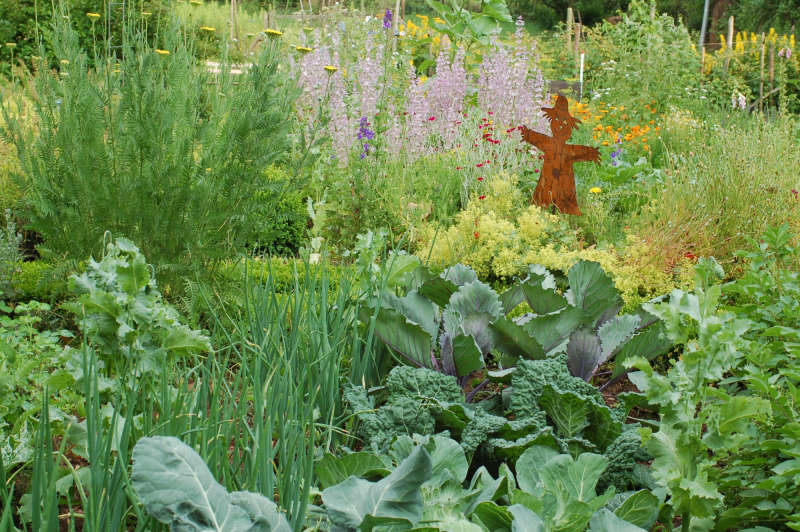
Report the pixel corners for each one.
[539,453,608,503]
[420,277,459,307]
[163,326,211,356]
[539,387,590,438]
[597,315,640,359]
[515,445,560,493]
[611,323,673,379]
[489,317,545,360]
[452,334,484,377]
[566,328,604,381]
[367,306,433,367]
[585,402,622,451]
[442,264,478,286]
[316,452,390,489]
[448,281,503,320]
[382,291,438,342]
[589,509,647,531]
[613,490,659,529]
[508,504,544,532]
[323,446,432,529]
[116,252,150,295]
[523,306,585,353]
[472,502,512,531]
[565,261,623,327]
[521,283,568,315]
[131,436,291,532]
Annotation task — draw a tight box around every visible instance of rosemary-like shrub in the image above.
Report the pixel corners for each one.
[2,10,298,282]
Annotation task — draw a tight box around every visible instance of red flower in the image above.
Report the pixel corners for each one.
[488,111,493,115]
[534,169,539,173]
[428,116,436,121]
[479,195,486,200]
[474,232,479,239]
[456,166,462,170]
[477,177,484,181]
[792,188,798,199]
[476,163,484,167]
[684,252,697,260]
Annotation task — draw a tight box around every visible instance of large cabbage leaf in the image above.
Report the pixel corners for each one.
[131,436,291,532]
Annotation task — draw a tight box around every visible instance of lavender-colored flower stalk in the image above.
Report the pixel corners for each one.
[383,9,392,29]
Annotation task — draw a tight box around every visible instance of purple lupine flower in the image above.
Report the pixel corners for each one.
[358,117,375,158]
[610,148,621,166]
[383,9,392,29]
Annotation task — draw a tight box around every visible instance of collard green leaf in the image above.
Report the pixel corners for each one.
[523,306,584,353]
[515,445,560,493]
[565,261,623,327]
[131,436,291,532]
[316,452,390,490]
[588,509,647,532]
[613,490,659,529]
[539,453,608,503]
[566,328,604,381]
[508,504,544,532]
[585,402,622,452]
[419,277,459,308]
[442,264,479,287]
[611,322,673,379]
[489,317,545,360]
[452,334,484,377]
[382,291,439,341]
[366,306,433,368]
[322,446,432,529]
[521,283,568,315]
[472,502,512,531]
[539,386,590,438]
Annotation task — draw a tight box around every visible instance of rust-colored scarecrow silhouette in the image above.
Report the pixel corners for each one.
[519,94,600,215]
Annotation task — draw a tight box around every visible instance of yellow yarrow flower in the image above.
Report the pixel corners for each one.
[589,187,602,194]
[141,11,152,16]
[265,28,283,38]
[5,43,16,48]
[154,49,170,55]
[86,12,101,20]
[323,65,338,73]
[295,45,312,54]
[60,59,69,64]
[199,26,216,32]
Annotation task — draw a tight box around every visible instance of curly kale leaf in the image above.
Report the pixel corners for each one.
[510,356,604,419]
[599,429,653,493]
[345,367,462,451]
[386,366,462,403]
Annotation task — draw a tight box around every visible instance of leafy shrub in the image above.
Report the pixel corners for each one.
[248,165,308,256]
[0,210,22,299]
[584,0,701,111]
[2,15,297,283]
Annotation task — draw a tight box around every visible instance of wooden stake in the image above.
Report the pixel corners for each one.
[566,8,573,51]
[759,33,766,112]
[650,1,656,21]
[724,15,734,72]
[574,22,581,60]
[769,44,775,107]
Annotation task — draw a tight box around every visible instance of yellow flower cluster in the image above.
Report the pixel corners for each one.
[416,174,685,306]
[399,14,445,55]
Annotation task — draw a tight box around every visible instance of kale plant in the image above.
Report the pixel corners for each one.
[67,236,210,377]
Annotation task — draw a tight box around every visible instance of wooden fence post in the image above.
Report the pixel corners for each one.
[566,8,574,51]
[724,16,734,72]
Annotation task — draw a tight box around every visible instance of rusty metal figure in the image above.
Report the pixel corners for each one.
[519,94,600,215]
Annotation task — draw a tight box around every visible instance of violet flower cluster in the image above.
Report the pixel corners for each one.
[383,9,393,30]
[357,117,376,158]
